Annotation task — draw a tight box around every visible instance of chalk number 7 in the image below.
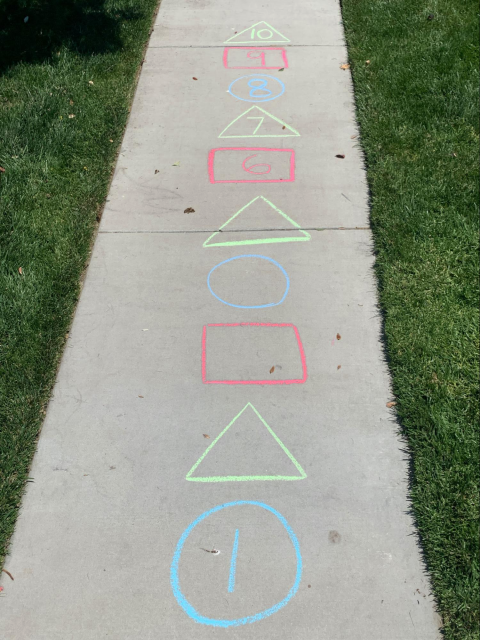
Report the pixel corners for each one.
[247,116,265,135]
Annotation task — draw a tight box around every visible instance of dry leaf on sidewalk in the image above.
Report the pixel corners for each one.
[386,401,397,408]
[340,63,350,70]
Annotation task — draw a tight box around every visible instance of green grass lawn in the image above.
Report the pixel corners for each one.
[341,0,479,637]
[0,0,158,566]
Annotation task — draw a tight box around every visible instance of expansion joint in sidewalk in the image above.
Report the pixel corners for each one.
[98,227,370,234]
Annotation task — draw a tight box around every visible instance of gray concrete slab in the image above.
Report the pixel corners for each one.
[151,0,345,48]
[1,1,441,638]
[101,46,368,233]
[1,233,440,638]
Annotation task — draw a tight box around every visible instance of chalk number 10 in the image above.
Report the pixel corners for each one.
[250,27,275,41]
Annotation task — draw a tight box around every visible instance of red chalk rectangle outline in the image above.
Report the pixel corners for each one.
[208,147,295,184]
[202,323,308,385]
[223,47,289,70]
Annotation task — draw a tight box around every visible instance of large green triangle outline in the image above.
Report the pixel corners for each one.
[224,21,290,44]
[186,403,307,482]
[203,196,311,248]
[218,106,300,139]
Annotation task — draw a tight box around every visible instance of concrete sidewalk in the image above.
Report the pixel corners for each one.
[1,1,441,638]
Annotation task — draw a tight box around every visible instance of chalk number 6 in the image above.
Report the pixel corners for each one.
[242,155,272,175]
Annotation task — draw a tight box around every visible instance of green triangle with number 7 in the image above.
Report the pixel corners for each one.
[224,22,290,44]
[219,106,300,139]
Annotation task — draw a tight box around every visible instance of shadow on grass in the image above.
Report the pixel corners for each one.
[0,0,143,74]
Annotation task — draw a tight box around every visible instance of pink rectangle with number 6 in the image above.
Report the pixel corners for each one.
[223,47,288,70]
[208,147,295,184]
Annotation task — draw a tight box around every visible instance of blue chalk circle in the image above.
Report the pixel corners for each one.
[228,74,285,103]
[170,500,302,627]
[207,255,290,309]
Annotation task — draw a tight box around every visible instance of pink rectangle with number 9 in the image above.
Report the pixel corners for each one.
[223,47,289,70]
[208,147,295,184]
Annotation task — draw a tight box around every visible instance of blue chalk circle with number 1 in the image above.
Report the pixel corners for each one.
[170,500,302,627]
[228,74,285,103]
[207,255,290,309]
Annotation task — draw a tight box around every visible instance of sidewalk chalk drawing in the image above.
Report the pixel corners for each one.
[208,147,295,184]
[223,47,288,70]
[207,255,290,309]
[228,74,285,103]
[218,106,300,139]
[228,529,240,592]
[170,501,302,627]
[202,323,308,385]
[203,196,311,247]
[224,22,290,44]
[186,403,307,482]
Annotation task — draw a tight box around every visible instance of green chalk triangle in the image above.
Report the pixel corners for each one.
[186,403,307,482]
[219,106,300,139]
[224,22,290,44]
[203,196,311,248]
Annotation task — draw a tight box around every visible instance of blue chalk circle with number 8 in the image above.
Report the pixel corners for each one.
[228,74,285,103]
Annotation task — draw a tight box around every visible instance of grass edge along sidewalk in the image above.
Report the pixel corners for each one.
[0,0,160,570]
[341,0,479,638]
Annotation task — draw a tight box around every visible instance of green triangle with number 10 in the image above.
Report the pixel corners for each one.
[224,22,290,44]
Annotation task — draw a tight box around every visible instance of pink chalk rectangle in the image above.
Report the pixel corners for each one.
[202,323,307,385]
[223,47,289,70]
[208,147,295,184]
